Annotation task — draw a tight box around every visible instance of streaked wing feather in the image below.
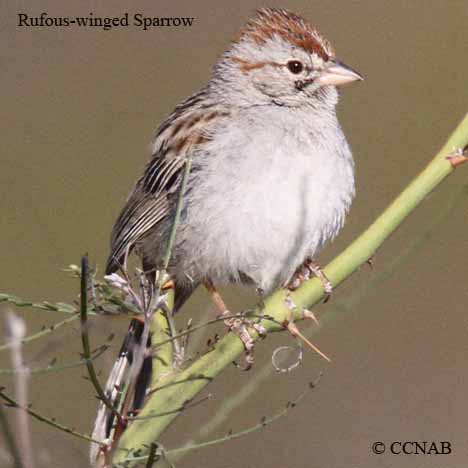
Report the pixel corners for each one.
[106,87,216,274]
[106,192,171,273]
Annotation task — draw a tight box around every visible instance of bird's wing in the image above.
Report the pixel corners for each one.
[105,146,185,274]
[105,89,220,274]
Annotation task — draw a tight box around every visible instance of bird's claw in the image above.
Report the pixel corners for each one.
[302,308,319,326]
[305,261,333,303]
[285,260,333,303]
[224,312,266,370]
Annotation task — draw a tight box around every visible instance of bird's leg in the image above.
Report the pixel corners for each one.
[203,278,229,315]
[203,279,265,369]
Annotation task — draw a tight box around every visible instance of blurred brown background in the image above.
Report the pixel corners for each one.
[1,1,468,467]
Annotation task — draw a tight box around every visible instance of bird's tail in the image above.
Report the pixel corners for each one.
[90,318,153,465]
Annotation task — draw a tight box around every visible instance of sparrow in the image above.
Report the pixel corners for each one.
[105,8,362,313]
[91,9,362,459]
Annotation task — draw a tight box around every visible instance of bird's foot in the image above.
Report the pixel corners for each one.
[285,259,333,303]
[203,279,266,370]
[306,261,333,303]
[223,311,266,370]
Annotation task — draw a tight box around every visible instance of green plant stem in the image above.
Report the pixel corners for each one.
[162,155,192,271]
[0,345,108,376]
[112,113,468,466]
[145,443,159,468]
[0,314,79,353]
[151,313,277,352]
[110,291,174,461]
[0,294,77,314]
[0,390,104,446]
[175,183,467,461]
[80,255,121,421]
[120,376,321,465]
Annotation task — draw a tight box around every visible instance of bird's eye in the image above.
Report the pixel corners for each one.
[287,60,304,74]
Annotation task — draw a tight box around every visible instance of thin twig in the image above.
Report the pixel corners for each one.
[0,345,108,376]
[0,274,143,321]
[0,294,77,314]
[80,255,122,422]
[162,155,193,273]
[0,314,79,353]
[0,390,106,446]
[118,375,322,465]
[151,313,278,352]
[185,308,211,355]
[145,443,159,467]
[127,394,212,421]
[156,154,194,365]
[169,377,321,456]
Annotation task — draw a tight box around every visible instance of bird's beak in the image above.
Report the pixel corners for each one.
[316,60,364,87]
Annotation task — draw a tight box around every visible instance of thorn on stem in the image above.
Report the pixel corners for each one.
[302,308,319,326]
[283,320,331,363]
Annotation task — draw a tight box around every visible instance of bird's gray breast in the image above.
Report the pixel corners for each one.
[176,106,355,292]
